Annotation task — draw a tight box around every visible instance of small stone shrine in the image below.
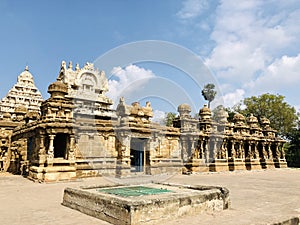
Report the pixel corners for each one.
[0,61,287,181]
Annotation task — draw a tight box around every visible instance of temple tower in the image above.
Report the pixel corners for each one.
[0,66,43,117]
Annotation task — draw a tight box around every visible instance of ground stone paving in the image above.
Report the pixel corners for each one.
[1,168,300,225]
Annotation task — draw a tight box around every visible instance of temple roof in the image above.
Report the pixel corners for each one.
[17,66,35,86]
[0,66,44,115]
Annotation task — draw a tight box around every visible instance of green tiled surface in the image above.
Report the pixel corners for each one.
[97,186,172,197]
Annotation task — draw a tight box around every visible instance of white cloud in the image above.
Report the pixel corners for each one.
[151,110,166,125]
[205,1,293,84]
[203,0,300,108]
[245,54,300,95]
[212,89,245,108]
[107,64,155,102]
[265,54,300,85]
[205,42,267,84]
[177,0,208,19]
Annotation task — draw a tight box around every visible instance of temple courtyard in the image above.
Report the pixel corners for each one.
[1,168,299,225]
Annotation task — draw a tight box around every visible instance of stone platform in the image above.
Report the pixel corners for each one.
[62,183,230,225]
[1,169,300,225]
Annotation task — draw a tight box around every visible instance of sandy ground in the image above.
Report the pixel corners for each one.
[1,168,300,225]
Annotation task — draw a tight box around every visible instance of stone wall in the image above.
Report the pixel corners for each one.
[0,61,288,181]
[174,104,287,173]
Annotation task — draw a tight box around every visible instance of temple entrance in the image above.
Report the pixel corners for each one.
[54,133,68,158]
[27,137,33,160]
[130,138,149,173]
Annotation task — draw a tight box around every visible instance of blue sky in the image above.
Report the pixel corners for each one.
[1,0,300,120]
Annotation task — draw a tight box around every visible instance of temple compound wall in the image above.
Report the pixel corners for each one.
[0,61,287,182]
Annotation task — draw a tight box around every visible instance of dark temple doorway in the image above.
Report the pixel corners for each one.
[54,133,68,158]
[130,138,149,173]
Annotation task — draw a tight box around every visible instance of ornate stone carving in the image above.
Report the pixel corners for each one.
[0,61,288,181]
[56,61,113,117]
[214,105,229,124]
[0,66,43,116]
[178,103,191,119]
[199,104,211,121]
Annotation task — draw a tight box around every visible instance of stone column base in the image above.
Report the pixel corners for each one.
[28,165,76,182]
[273,158,288,168]
[115,160,131,178]
[209,159,229,172]
[150,159,183,175]
[245,159,261,170]
[185,159,209,173]
[260,159,275,169]
[228,158,246,171]
[75,158,117,178]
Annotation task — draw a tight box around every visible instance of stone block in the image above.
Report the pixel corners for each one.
[29,165,76,182]
[245,159,261,170]
[228,158,246,171]
[273,158,288,168]
[62,183,230,225]
[184,159,209,173]
[209,159,229,172]
[260,159,275,169]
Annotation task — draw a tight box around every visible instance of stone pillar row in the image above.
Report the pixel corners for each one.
[191,138,285,161]
[44,133,76,165]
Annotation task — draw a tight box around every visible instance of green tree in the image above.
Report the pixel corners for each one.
[285,118,300,167]
[285,127,300,167]
[225,107,236,123]
[201,83,217,108]
[224,102,244,122]
[165,112,177,127]
[238,93,298,137]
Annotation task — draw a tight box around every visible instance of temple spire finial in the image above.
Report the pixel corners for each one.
[68,61,73,69]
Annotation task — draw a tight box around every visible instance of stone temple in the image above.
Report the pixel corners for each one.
[0,61,287,181]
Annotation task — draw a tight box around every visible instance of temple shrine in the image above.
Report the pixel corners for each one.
[0,61,287,181]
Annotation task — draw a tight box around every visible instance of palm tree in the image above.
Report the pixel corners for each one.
[201,83,216,108]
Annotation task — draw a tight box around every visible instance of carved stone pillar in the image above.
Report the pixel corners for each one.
[198,139,203,159]
[274,143,279,159]
[236,141,241,158]
[254,143,259,159]
[267,143,272,159]
[236,142,240,158]
[247,142,252,159]
[239,141,244,159]
[264,143,269,159]
[190,138,196,158]
[261,143,266,159]
[199,139,205,159]
[217,139,224,159]
[272,142,287,168]
[245,141,261,170]
[68,135,75,160]
[246,141,251,159]
[224,139,228,159]
[47,134,55,165]
[38,134,46,166]
[279,143,285,159]
[231,140,236,158]
[190,138,197,159]
[181,139,188,162]
[204,139,209,163]
[213,138,218,160]
[115,131,131,177]
[118,133,131,164]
